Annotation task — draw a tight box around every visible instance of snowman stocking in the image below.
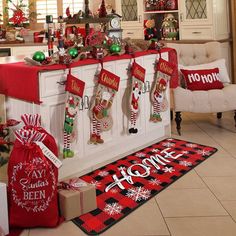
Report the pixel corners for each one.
[63,72,85,158]
[150,58,174,122]
[89,68,120,144]
[129,61,146,134]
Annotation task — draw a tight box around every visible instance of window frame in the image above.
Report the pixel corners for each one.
[1,0,84,30]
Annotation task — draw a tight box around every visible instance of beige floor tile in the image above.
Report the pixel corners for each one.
[203,177,236,201]
[221,201,236,221]
[101,199,170,236]
[172,130,220,149]
[156,188,227,217]
[195,122,236,156]
[195,154,236,177]
[168,170,206,189]
[20,230,29,236]
[29,221,86,236]
[166,216,236,236]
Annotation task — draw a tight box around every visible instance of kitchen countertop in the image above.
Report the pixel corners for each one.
[0,55,24,64]
[0,42,47,47]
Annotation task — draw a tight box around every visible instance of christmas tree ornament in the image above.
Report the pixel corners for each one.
[68,47,79,59]
[128,61,146,134]
[32,51,46,62]
[150,58,174,122]
[63,72,85,158]
[89,68,120,144]
[98,0,107,18]
[110,43,121,53]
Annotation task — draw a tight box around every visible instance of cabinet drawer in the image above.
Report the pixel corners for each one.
[123,28,144,39]
[39,70,68,98]
[181,27,213,40]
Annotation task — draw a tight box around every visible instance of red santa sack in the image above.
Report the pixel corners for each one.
[21,114,58,155]
[8,129,60,228]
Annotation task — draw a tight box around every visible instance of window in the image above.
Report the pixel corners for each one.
[0,0,3,25]
[36,0,58,23]
[7,0,29,18]
[35,0,84,23]
[62,0,84,18]
[0,0,84,28]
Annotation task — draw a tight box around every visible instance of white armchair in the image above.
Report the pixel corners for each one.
[167,42,236,135]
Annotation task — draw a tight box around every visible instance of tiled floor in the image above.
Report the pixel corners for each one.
[23,112,236,236]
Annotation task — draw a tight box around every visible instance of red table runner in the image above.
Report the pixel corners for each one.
[0,48,177,104]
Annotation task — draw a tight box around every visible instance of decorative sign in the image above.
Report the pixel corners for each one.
[105,148,183,192]
[156,58,175,76]
[65,74,85,98]
[10,156,56,212]
[98,69,120,91]
[35,141,62,168]
[131,61,146,83]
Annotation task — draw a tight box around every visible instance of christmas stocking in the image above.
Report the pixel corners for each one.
[150,58,174,122]
[63,72,85,158]
[129,61,146,134]
[90,68,120,144]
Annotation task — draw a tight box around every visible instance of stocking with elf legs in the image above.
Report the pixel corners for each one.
[90,68,120,144]
[63,72,85,158]
[129,61,146,134]
[150,58,174,122]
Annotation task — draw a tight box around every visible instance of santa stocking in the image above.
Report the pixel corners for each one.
[89,68,120,144]
[129,61,146,134]
[150,58,174,122]
[63,72,85,158]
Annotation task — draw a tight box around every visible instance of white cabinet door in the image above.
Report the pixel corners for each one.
[11,46,48,56]
[81,85,119,158]
[179,0,213,26]
[115,0,143,28]
[40,94,84,159]
[143,53,170,136]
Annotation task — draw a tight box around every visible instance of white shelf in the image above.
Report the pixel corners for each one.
[144,10,179,14]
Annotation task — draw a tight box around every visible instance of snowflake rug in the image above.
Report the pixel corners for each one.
[72,138,217,235]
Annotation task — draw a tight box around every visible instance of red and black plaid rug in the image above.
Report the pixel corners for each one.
[73,138,217,235]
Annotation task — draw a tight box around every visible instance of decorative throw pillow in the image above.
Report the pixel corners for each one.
[180,68,224,91]
[179,59,230,84]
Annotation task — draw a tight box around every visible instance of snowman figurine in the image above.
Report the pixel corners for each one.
[161,13,178,40]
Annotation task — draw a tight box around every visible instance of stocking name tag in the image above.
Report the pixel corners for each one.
[35,141,62,168]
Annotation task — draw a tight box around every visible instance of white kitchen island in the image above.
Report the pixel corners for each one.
[3,50,172,179]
